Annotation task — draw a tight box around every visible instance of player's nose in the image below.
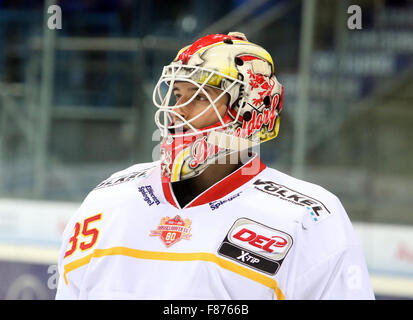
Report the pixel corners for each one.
[173,96,191,120]
[172,105,188,122]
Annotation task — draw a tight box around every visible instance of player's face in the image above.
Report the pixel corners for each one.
[172,82,229,131]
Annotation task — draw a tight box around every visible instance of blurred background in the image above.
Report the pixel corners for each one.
[0,0,412,299]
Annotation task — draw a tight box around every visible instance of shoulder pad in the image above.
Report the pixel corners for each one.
[94,162,158,190]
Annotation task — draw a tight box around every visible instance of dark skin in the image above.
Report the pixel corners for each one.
[172,154,243,207]
[170,82,243,207]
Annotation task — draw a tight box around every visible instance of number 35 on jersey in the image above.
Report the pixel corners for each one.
[64,213,102,258]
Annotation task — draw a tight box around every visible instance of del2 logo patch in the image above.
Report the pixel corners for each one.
[218,218,293,275]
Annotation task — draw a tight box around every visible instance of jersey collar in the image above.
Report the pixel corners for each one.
[161,154,266,209]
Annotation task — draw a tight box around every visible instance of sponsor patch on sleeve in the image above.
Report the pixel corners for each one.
[253,179,332,223]
[218,218,293,275]
[95,165,156,190]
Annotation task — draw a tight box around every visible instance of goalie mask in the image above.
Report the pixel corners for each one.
[153,32,284,183]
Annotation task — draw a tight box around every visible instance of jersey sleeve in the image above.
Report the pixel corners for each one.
[55,209,83,299]
[293,244,375,299]
[55,191,103,299]
[55,162,158,299]
[289,193,375,300]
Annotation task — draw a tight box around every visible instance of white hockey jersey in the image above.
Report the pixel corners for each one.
[55,155,375,300]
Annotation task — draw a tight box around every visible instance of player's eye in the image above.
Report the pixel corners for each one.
[195,94,207,102]
[173,94,181,105]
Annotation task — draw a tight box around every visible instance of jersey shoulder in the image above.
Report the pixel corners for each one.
[254,166,341,220]
[58,161,161,270]
[94,160,160,190]
[260,167,363,258]
[72,161,160,221]
[258,166,338,202]
[256,166,359,243]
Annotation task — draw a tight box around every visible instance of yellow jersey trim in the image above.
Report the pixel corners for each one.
[63,246,285,300]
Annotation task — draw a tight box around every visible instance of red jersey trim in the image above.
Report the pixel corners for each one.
[162,154,266,209]
[161,181,180,209]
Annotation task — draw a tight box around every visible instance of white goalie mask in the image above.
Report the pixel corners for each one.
[153,32,284,183]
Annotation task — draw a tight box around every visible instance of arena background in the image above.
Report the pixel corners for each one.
[0,0,412,299]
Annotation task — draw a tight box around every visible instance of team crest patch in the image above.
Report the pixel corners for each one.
[149,215,192,247]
